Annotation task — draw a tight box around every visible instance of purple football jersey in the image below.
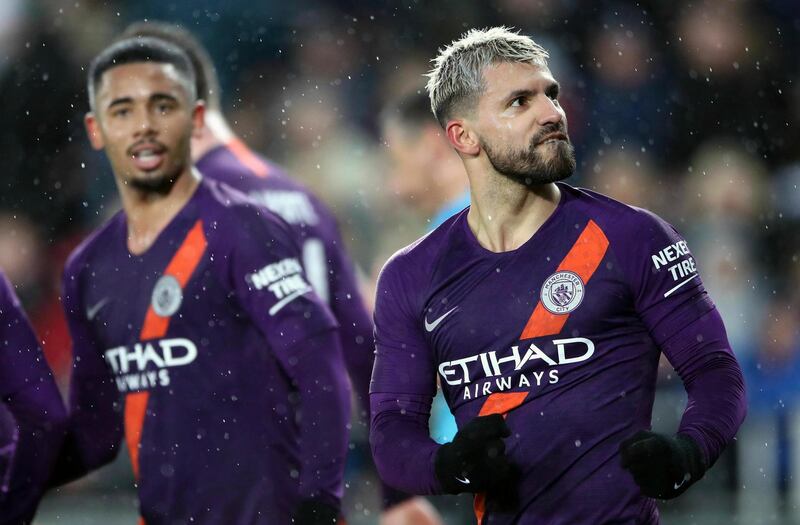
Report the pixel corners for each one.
[0,271,66,523]
[195,144,410,508]
[195,144,375,422]
[370,183,745,524]
[61,179,351,524]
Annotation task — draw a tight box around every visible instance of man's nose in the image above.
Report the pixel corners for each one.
[134,109,157,138]
[536,96,563,127]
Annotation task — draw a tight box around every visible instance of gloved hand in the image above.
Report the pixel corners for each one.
[620,431,707,499]
[292,499,339,524]
[434,414,518,495]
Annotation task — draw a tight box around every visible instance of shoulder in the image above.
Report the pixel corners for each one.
[198,143,294,189]
[0,271,15,309]
[62,213,125,309]
[377,212,461,295]
[561,183,679,242]
[199,145,340,234]
[64,213,124,281]
[198,179,296,251]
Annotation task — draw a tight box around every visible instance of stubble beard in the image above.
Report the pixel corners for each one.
[128,163,184,196]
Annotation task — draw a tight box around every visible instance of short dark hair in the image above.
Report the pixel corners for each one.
[121,21,221,110]
[381,90,439,136]
[88,36,196,111]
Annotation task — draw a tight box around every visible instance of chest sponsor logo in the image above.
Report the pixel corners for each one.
[151,275,183,317]
[439,337,594,401]
[246,257,313,315]
[540,271,584,314]
[104,337,197,392]
[650,240,698,297]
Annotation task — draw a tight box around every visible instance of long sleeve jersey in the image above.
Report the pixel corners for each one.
[59,179,350,524]
[370,183,746,525]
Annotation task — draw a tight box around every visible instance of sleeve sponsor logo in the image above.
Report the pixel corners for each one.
[650,240,698,297]
[104,337,198,392]
[246,257,313,315]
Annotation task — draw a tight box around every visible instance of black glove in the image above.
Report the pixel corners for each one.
[292,499,339,524]
[434,414,518,495]
[620,431,707,499]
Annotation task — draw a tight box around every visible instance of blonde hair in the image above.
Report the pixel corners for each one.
[425,26,549,126]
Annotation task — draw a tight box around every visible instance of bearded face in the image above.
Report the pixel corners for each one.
[482,122,576,187]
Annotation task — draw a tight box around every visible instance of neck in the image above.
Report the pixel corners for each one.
[191,109,232,161]
[119,167,201,255]
[466,169,561,252]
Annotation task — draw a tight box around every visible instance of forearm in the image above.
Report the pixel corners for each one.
[664,308,747,466]
[327,230,374,423]
[677,351,746,466]
[338,313,413,509]
[0,403,15,497]
[291,330,351,507]
[336,305,374,423]
[370,392,442,495]
[2,382,67,520]
[49,378,122,487]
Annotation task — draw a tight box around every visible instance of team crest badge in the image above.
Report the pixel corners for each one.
[151,275,183,317]
[540,271,584,314]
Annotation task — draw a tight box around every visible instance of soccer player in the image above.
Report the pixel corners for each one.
[381,90,471,445]
[114,21,442,525]
[55,37,351,524]
[0,270,66,524]
[370,27,747,524]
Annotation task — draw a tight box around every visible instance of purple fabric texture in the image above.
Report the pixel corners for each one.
[197,145,402,507]
[370,183,746,525]
[58,179,350,524]
[0,271,67,523]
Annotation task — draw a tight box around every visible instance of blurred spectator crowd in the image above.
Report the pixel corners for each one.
[0,0,798,523]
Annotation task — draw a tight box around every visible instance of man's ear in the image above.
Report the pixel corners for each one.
[84,113,105,150]
[191,100,205,138]
[445,119,480,157]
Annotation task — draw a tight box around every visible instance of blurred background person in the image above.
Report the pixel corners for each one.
[118,20,443,525]
[380,89,473,523]
[381,90,470,231]
[0,269,66,524]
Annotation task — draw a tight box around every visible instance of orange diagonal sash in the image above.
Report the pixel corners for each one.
[124,220,207,525]
[474,220,609,524]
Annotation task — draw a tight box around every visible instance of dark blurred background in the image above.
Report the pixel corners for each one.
[1,0,798,523]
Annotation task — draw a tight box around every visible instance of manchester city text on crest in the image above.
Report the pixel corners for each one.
[540,271,585,314]
[151,275,183,317]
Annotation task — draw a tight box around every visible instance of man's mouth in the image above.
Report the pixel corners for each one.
[129,144,166,172]
[536,132,568,146]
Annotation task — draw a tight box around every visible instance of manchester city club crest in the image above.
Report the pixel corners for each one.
[151,275,183,317]
[540,271,585,314]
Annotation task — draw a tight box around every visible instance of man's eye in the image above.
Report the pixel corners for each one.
[510,97,525,107]
[158,104,172,114]
[113,108,129,117]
